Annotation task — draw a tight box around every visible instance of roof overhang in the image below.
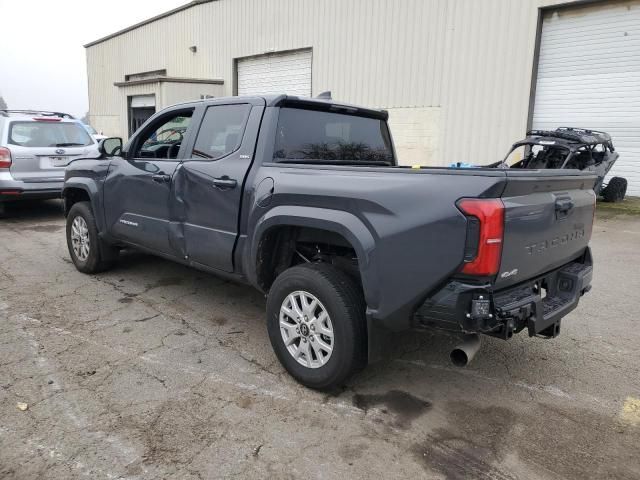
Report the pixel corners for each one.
[114,76,224,87]
[84,0,216,48]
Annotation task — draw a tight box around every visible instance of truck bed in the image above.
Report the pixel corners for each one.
[248,162,597,331]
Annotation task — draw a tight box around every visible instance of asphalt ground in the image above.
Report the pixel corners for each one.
[1,199,639,479]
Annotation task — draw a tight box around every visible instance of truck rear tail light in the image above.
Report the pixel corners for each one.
[33,117,61,122]
[0,147,11,169]
[457,198,505,276]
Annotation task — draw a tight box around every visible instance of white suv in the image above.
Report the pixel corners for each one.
[0,110,100,215]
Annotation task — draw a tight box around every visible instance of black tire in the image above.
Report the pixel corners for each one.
[0,202,6,218]
[266,263,367,390]
[66,201,118,273]
[602,176,627,203]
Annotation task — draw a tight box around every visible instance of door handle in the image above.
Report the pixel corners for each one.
[152,174,171,183]
[212,176,237,190]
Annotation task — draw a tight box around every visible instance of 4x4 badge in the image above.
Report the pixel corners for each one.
[500,269,518,279]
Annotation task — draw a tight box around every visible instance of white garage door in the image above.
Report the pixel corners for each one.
[532,1,640,196]
[237,49,312,97]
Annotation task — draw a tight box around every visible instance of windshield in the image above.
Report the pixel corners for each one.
[273,108,395,165]
[8,121,94,148]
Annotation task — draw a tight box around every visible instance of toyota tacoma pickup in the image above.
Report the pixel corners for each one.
[63,95,595,389]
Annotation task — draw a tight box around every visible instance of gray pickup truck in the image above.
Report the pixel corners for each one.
[63,95,595,389]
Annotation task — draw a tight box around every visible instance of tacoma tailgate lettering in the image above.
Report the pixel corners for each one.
[525,228,586,256]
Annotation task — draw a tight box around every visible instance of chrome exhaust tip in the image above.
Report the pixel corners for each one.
[450,334,481,367]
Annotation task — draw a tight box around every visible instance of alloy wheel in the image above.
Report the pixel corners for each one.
[279,290,334,368]
[70,216,90,261]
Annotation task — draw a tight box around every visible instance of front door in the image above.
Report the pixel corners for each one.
[174,101,263,272]
[104,108,194,255]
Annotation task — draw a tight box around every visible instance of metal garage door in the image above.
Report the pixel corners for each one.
[532,1,640,196]
[237,49,312,97]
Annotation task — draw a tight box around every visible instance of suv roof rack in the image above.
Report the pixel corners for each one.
[526,127,611,146]
[0,109,75,119]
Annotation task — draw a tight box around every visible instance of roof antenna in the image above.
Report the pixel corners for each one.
[316,91,332,100]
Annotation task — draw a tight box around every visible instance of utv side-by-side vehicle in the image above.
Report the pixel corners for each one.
[492,127,627,203]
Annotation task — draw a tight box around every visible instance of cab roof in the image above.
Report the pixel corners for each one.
[172,94,389,120]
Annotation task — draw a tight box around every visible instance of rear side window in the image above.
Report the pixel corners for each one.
[8,121,93,147]
[191,104,251,160]
[273,108,395,165]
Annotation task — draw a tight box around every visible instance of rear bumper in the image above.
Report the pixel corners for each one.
[0,177,63,202]
[414,248,593,339]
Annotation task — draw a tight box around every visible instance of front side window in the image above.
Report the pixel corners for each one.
[8,121,93,148]
[191,104,251,160]
[134,111,193,160]
[273,108,395,165]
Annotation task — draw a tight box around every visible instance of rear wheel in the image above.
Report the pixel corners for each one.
[602,176,627,203]
[66,201,118,273]
[266,263,367,390]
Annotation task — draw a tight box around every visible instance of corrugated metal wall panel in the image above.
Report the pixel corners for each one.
[87,0,588,163]
[533,0,640,196]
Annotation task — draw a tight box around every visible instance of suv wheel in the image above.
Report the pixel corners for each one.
[266,263,366,390]
[66,201,117,273]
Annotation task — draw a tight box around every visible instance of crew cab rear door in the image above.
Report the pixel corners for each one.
[103,107,194,255]
[495,170,596,289]
[173,99,264,272]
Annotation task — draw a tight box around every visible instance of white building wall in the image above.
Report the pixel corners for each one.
[162,82,224,107]
[86,0,589,163]
[387,107,441,166]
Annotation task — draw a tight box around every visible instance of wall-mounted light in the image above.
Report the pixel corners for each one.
[189,45,197,53]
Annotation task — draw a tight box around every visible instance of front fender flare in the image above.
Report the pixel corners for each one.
[62,178,105,233]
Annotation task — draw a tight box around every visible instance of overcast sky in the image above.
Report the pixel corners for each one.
[0,0,186,119]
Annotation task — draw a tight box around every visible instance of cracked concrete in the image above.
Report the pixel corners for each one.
[1,199,639,479]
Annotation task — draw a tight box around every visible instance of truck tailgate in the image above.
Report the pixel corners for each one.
[496,170,597,289]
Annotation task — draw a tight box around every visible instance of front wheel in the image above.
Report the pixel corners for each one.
[266,263,367,390]
[66,201,118,274]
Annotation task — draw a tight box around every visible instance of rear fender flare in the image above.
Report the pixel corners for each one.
[248,205,379,309]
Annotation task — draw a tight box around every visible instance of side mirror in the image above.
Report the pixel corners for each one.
[100,137,123,157]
